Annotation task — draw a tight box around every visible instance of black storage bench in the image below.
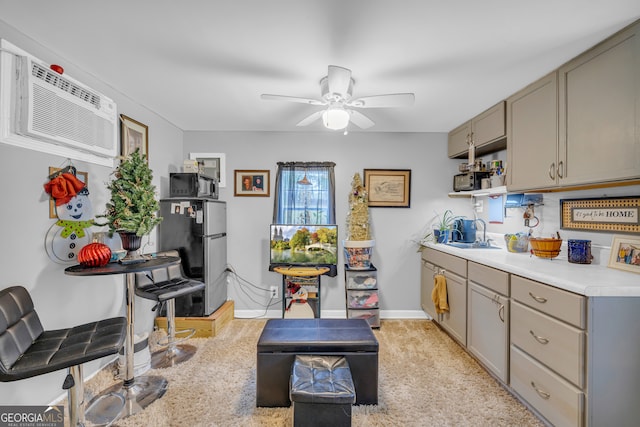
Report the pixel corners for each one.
[256,318,378,407]
[290,355,355,427]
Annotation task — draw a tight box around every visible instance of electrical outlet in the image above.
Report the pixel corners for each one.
[270,286,278,298]
[474,199,484,213]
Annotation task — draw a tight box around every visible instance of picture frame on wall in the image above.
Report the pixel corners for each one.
[189,152,227,187]
[607,235,640,274]
[234,170,270,197]
[120,114,149,160]
[363,169,411,208]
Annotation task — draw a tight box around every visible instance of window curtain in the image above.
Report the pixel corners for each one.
[273,161,336,224]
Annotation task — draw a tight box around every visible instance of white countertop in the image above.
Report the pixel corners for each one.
[423,240,640,297]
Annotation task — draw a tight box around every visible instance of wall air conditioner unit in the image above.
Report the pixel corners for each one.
[0,39,117,166]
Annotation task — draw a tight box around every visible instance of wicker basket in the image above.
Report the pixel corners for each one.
[529,238,562,259]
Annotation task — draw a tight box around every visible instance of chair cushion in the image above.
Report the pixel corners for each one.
[0,286,126,382]
[134,249,206,303]
[134,277,206,303]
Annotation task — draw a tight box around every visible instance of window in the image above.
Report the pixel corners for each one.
[273,162,336,224]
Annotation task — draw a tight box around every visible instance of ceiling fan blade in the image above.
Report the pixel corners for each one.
[327,65,352,96]
[261,94,326,106]
[296,110,324,127]
[348,93,415,108]
[348,110,375,129]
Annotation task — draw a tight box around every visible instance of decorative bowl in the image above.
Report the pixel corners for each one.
[529,238,562,259]
[110,249,127,263]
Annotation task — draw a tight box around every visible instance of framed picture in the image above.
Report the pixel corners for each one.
[189,152,227,187]
[608,235,640,274]
[560,197,640,234]
[234,170,270,197]
[120,114,149,160]
[48,166,88,218]
[363,169,411,208]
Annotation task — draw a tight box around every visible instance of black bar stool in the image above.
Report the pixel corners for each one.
[0,285,126,427]
[134,250,206,368]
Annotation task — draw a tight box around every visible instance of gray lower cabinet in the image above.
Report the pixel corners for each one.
[510,275,586,427]
[420,249,640,426]
[467,262,510,383]
[420,248,467,346]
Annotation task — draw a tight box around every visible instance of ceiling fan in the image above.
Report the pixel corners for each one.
[261,65,415,131]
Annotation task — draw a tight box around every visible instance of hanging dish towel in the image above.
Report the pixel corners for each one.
[431,273,449,314]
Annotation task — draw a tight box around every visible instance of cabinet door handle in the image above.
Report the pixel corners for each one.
[557,160,564,179]
[498,304,505,323]
[528,292,547,303]
[530,381,551,400]
[548,163,556,180]
[529,330,549,344]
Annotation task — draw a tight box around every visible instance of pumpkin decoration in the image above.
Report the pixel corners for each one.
[78,242,112,267]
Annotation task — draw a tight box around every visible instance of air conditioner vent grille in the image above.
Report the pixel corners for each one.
[31,62,101,110]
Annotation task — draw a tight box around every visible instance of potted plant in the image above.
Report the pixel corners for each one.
[342,173,375,269]
[99,149,162,261]
[418,210,455,248]
[433,209,455,243]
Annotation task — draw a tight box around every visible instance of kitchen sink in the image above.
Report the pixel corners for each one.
[445,242,501,249]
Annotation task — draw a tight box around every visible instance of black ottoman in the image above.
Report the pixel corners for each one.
[256,318,378,407]
[290,355,355,427]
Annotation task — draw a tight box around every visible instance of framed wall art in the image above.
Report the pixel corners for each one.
[189,152,227,187]
[48,166,88,218]
[120,114,149,160]
[560,197,640,234]
[363,169,411,208]
[234,170,270,197]
[607,235,640,274]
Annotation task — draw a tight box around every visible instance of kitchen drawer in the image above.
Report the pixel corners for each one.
[511,301,585,388]
[347,309,380,328]
[511,345,584,427]
[422,248,467,278]
[511,275,586,328]
[347,290,379,309]
[468,262,509,296]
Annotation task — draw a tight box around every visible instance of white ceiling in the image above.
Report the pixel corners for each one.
[1,1,639,133]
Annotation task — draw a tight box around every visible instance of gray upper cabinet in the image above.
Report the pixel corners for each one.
[507,20,640,192]
[448,101,506,159]
[558,21,640,187]
[507,72,558,191]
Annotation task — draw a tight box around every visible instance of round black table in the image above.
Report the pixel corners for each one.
[65,255,181,424]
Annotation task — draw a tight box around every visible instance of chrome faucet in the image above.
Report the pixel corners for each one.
[475,218,487,244]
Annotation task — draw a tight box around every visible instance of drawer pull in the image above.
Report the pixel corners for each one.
[528,292,547,303]
[531,381,551,400]
[529,330,549,344]
[498,304,505,323]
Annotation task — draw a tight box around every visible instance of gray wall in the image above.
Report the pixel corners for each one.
[184,131,467,317]
[0,20,184,405]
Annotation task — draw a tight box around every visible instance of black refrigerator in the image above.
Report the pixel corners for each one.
[158,198,227,316]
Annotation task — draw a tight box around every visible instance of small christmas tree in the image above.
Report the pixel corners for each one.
[346,173,371,240]
[100,149,162,237]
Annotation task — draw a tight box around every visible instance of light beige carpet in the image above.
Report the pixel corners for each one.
[84,319,543,426]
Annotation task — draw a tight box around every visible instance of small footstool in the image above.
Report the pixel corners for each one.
[256,318,378,407]
[290,355,355,427]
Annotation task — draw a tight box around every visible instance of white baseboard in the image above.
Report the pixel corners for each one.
[234,309,429,320]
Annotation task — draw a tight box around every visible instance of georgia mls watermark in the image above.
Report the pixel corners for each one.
[0,406,64,427]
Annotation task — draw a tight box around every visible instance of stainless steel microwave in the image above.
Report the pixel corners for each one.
[170,173,218,199]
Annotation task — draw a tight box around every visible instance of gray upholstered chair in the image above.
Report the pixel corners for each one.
[0,285,126,427]
[134,250,205,369]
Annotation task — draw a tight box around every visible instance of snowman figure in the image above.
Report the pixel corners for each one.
[44,172,96,264]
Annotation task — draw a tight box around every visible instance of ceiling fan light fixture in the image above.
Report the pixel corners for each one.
[322,107,350,130]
